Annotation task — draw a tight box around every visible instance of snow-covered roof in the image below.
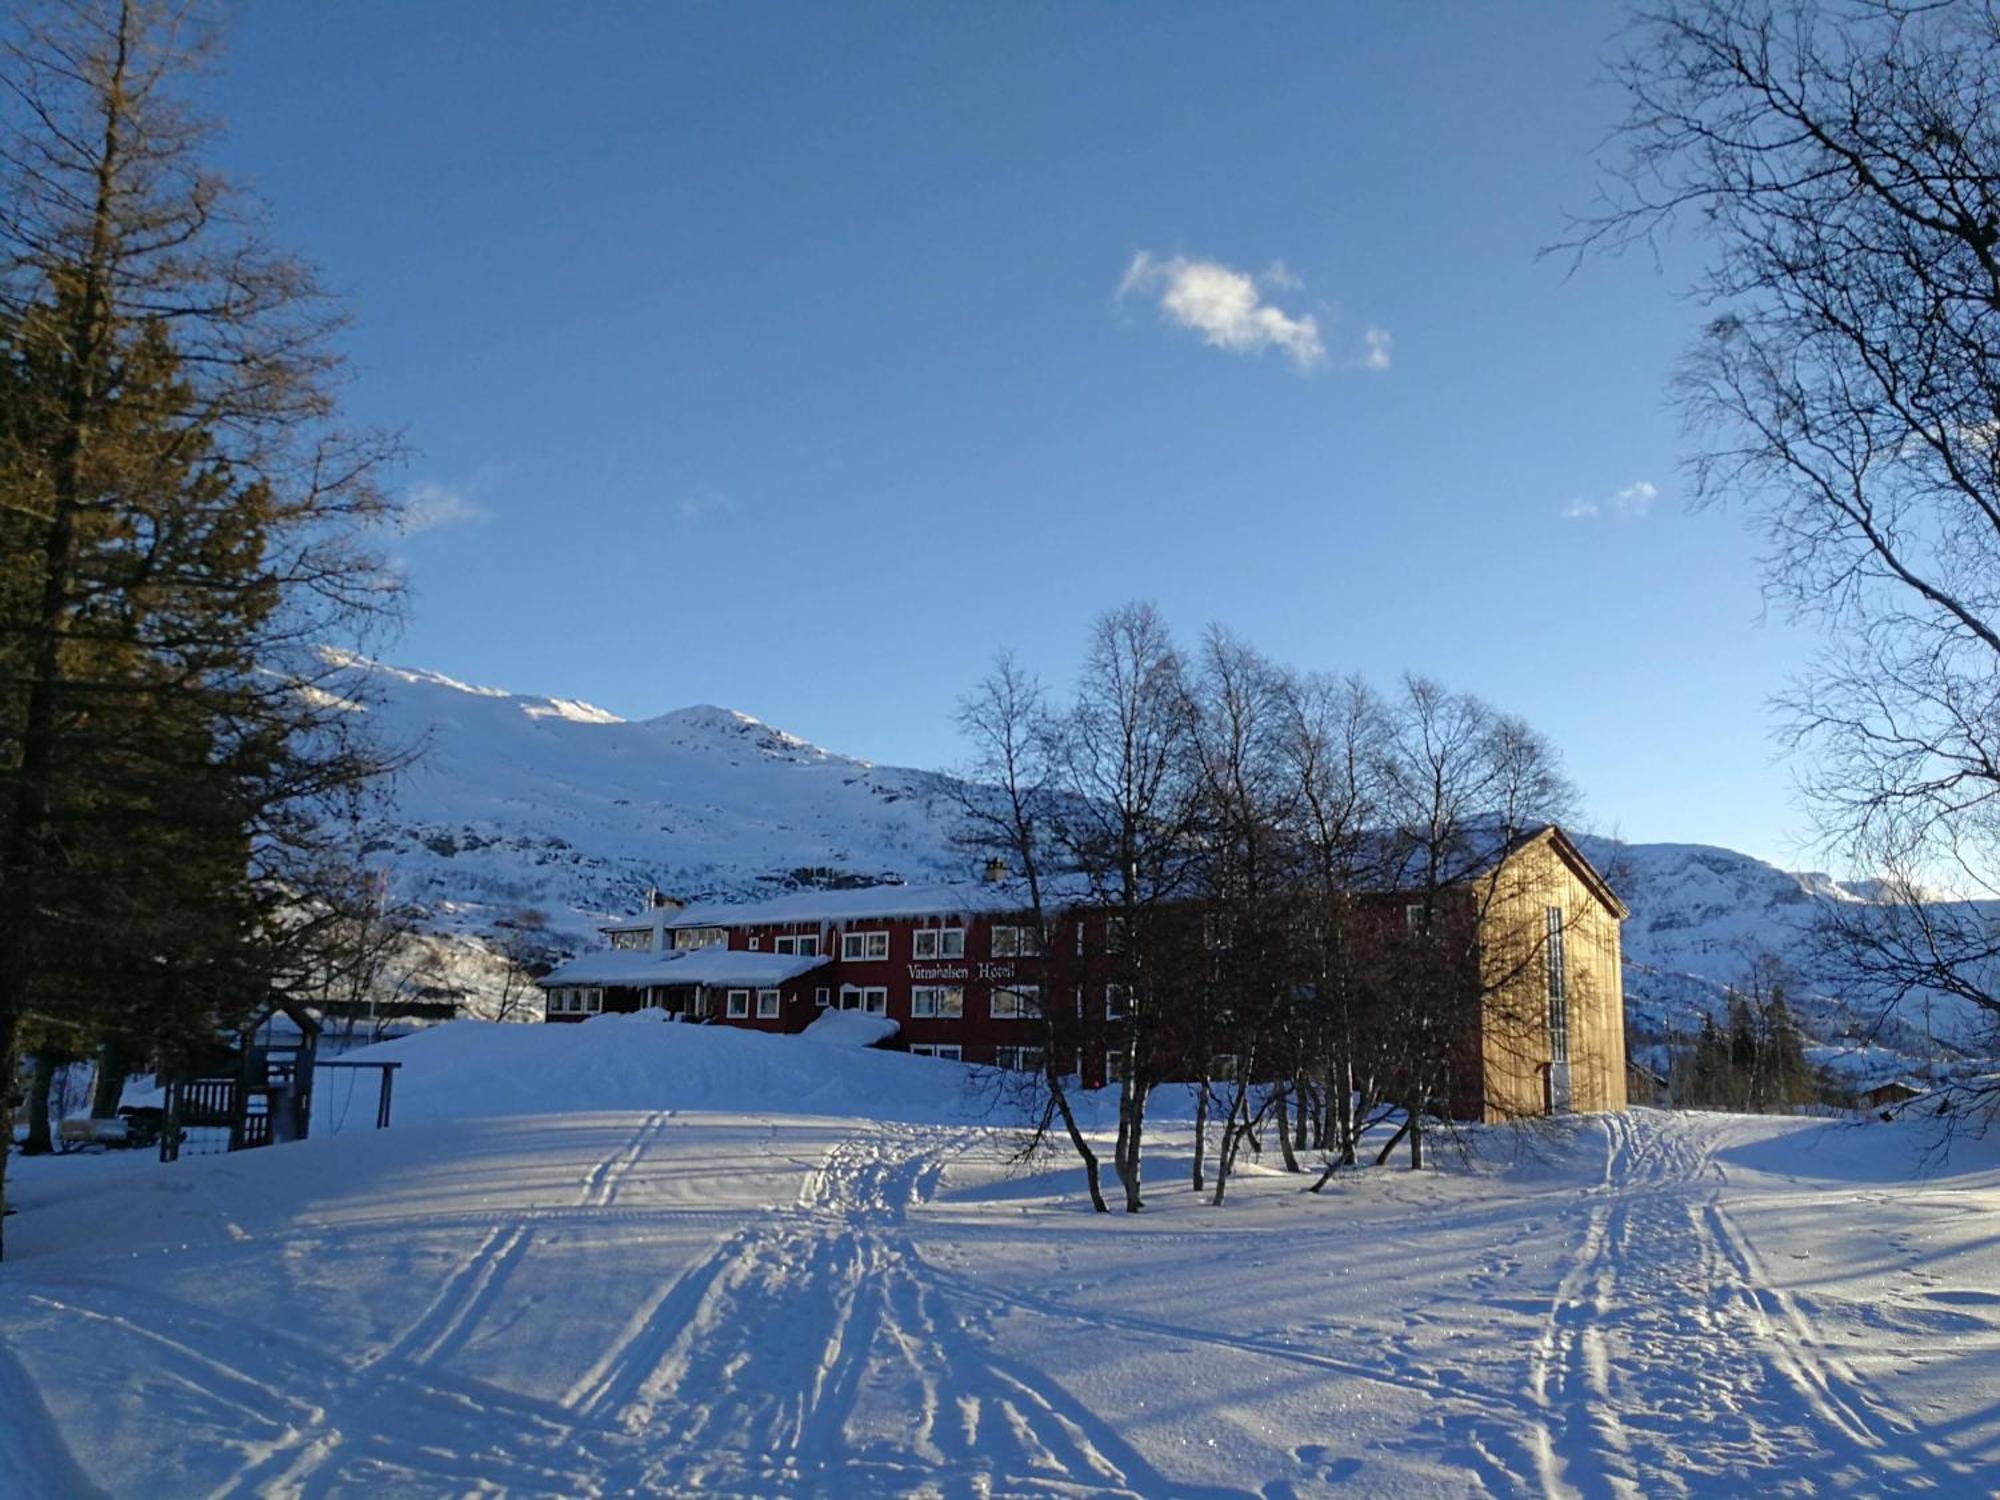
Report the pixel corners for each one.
[663,879,1076,930]
[537,948,830,989]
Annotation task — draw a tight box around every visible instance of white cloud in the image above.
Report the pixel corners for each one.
[1360,326,1392,371]
[1118,251,1326,372]
[402,480,487,534]
[1562,480,1660,522]
[1612,480,1659,515]
[1259,259,1303,291]
[676,491,736,524]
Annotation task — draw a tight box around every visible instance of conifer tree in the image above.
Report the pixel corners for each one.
[0,0,402,1254]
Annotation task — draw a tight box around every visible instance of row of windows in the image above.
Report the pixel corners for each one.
[908,1043,1147,1082]
[713,925,1049,963]
[724,988,783,1020]
[788,982,1127,1020]
[548,988,604,1015]
[666,912,1442,964]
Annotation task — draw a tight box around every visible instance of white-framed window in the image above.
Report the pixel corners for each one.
[839,985,888,1016]
[1106,915,1129,952]
[911,985,964,1019]
[1210,1053,1239,1080]
[991,925,1043,958]
[1106,984,1128,1020]
[553,987,603,1016]
[991,985,1041,1020]
[1404,904,1426,933]
[1105,1049,1126,1083]
[726,989,750,1019]
[841,930,890,962]
[675,927,727,951]
[994,1046,1045,1073]
[815,986,830,1008]
[748,937,760,951]
[911,1044,964,1062]
[757,988,781,1019]
[912,927,966,960]
[609,929,651,951]
[775,934,820,957]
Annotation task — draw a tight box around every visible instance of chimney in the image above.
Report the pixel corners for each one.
[983,858,1008,884]
[647,888,682,911]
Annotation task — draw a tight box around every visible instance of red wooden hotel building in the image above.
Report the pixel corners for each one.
[536,871,1117,1075]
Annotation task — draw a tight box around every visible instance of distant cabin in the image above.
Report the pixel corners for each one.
[537,823,1630,1121]
[1854,1078,1927,1113]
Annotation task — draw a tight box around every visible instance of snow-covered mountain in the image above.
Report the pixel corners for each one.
[343,659,1977,1062]
[347,662,968,942]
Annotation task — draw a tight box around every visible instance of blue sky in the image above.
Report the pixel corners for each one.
[208,2,1819,866]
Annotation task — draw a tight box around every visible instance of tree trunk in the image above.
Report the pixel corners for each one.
[1275,1084,1301,1173]
[0,1015,15,1245]
[1408,1100,1424,1171]
[1048,1068,1108,1213]
[22,1053,58,1156]
[1115,1078,1146,1212]
[1372,1113,1413,1167]
[1211,1082,1251,1206]
[90,1039,127,1118]
[1191,1078,1209,1192]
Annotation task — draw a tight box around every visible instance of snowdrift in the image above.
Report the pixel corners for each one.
[801,1010,899,1047]
[318,1016,985,1130]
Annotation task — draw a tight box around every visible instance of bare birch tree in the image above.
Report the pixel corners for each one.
[952,653,1109,1213]
[1056,603,1199,1213]
[1575,0,2000,1104]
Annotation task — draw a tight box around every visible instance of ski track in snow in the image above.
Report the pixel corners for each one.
[1522,1112,1966,1497]
[4,1109,1989,1497]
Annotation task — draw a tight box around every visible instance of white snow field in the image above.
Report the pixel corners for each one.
[4,1022,1998,1497]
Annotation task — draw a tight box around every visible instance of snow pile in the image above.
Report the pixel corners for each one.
[319,1017,977,1129]
[802,1010,900,1047]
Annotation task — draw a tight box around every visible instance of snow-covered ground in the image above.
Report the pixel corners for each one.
[4,1022,1996,1496]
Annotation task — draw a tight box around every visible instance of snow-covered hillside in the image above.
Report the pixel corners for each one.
[342,661,967,944]
[342,658,1978,1058]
